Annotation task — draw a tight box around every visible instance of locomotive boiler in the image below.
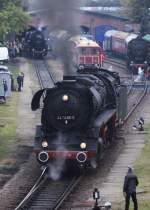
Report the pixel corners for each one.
[31,69,127,168]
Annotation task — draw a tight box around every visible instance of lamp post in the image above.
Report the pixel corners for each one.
[92,188,112,210]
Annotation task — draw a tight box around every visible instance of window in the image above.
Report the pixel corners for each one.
[79,48,87,55]
[90,48,99,55]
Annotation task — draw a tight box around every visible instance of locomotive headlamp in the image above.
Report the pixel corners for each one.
[42,141,48,148]
[130,61,134,66]
[80,142,87,149]
[62,94,69,102]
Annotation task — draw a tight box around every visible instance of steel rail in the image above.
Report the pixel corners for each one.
[14,167,48,210]
[122,75,148,125]
[53,174,84,210]
[14,173,83,210]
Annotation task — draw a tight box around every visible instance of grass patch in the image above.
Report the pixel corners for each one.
[114,125,150,210]
[0,64,19,160]
[134,125,150,209]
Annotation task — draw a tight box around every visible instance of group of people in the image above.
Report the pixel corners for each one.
[0,72,24,103]
[5,40,22,60]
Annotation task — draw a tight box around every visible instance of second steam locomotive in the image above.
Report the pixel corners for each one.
[103,30,150,74]
[31,69,127,169]
[22,27,48,58]
[127,35,150,74]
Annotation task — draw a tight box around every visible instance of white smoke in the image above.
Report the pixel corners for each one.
[48,159,66,181]
[48,133,68,180]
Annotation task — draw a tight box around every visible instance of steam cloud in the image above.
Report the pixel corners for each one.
[48,133,67,180]
[29,0,86,74]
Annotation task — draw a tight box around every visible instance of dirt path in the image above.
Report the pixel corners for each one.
[16,59,40,146]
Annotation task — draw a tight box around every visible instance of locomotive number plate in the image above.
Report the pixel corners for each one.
[57,115,75,120]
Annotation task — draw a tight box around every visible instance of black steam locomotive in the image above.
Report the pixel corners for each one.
[127,35,150,74]
[31,69,127,169]
[22,27,48,58]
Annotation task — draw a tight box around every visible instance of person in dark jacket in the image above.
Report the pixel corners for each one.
[17,74,22,91]
[20,72,24,88]
[123,167,139,210]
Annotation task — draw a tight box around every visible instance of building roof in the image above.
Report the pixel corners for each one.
[79,7,129,21]
[70,36,100,47]
[28,7,129,21]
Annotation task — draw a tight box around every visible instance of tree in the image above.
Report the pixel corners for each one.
[0,0,21,11]
[120,0,150,23]
[0,1,30,41]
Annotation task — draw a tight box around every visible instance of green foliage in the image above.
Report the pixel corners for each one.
[0,0,21,11]
[120,0,150,22]
[0,1,30,41]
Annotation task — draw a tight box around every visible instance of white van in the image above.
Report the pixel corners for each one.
[0,47,9,63]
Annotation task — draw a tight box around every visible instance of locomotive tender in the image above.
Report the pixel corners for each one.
[31,69,127,168]
[23,27,48,58]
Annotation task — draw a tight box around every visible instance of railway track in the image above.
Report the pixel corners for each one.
[124,75,148,123]
[105,57,127,69]
[33,59,56,89]
[104,56,134,95]
[14,167,83,210]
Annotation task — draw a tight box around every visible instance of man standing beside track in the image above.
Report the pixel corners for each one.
[123,167,139,210]
[17,73,22,91]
